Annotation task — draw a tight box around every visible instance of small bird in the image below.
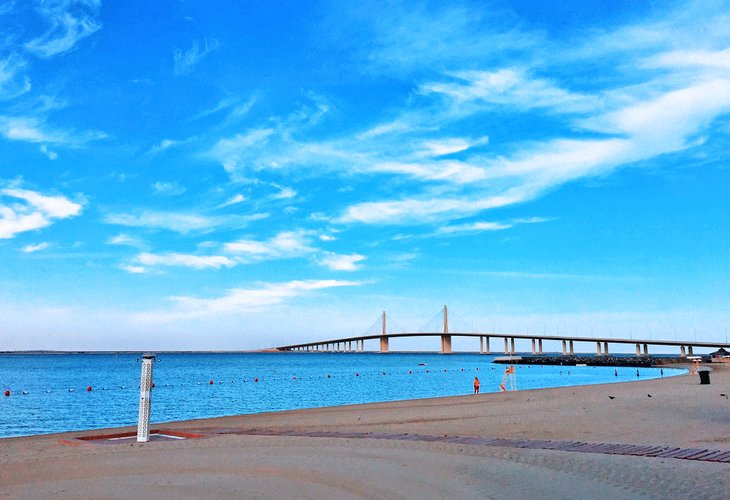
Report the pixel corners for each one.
[608,395,615,399]
[647,394,652,398]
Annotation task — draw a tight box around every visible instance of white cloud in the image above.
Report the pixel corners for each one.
[107,233,146,249]
[104,210,264,234]
[0,187,83,239]
[319,252,366,271]
[224,230,316,262]
[20,242,50,253]
[134,252,236,270]
[39,144,58,160]
[152,181,186,196]
[0,115,107,146]
[120,264,146,274]
[647,48,730,71]
[133,279,365,321]
[419,69,595,114]
[24,0,102,58]
[216,194,246,209]
[0,55,31,100]
[174,38,220,75]
[436,217,552,236]
[272,185,297,200]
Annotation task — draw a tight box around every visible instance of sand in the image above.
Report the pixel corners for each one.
[1,364,728,499]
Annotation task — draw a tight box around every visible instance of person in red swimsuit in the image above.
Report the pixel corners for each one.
[473,377,480,394]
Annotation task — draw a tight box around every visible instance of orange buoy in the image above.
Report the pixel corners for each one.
[4,389,9,397]
[86,386,92,392]
[209,380,213,385]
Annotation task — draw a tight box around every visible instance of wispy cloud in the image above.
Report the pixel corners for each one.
[133,279,365,321]
[174,38,220,75]
[318,252,366,271]
[24,0,102,58]
[0,186,83,239]
[0,115,107,146]
[152,181,186,196]
[0,55,31,100]
[104,210,266,234]
[224,230,317,263]
[216,193,246,209]
[107,233,146,249]
[134,252,236,270]
[436,217,553,236]
[20,242,50,253]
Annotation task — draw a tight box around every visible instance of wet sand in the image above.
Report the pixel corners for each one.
[1,364,728,499]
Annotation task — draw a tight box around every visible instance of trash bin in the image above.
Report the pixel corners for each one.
[698,370,710,384]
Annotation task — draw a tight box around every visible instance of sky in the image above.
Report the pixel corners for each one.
[1,0,729,351]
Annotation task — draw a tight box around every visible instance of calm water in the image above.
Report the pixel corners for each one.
[0,352,684,438]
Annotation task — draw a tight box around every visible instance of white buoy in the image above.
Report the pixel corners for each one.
[137,353,155,443]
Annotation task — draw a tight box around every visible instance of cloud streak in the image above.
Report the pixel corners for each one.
[133,279,365,322]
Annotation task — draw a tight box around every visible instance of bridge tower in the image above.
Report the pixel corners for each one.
[441,305,452,354]
[379,310,389,353]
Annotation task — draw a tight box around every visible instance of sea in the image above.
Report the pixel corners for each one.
[0,352,684,439]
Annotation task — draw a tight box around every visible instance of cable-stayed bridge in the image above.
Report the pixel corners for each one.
[275,305,730,356]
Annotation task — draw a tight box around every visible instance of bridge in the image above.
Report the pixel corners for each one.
[275,306,730,357]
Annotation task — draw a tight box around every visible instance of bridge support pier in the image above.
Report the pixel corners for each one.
[531,338,536,354]
[688,345,693,355]
[510,338,515,354]
[562,340,567,355]
[479,336,484,354]
[380,336,389,353]
[597,342,602,355]
[643,343,649,356]
[570,340,574,355]
[680,345,685,356]
[504,338,509,354]
[636,343,640,356]
[441,335,452,354]
[604,342,609,355]
[485,336,490,354]
[538,339,543,354]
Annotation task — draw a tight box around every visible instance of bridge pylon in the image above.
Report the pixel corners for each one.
[379,310,389,353]
[441,305,452,354]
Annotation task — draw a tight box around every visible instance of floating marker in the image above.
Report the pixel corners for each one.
[209,380,214,385]
[4,390,9,397]
[254,377,259,382]
[87,386,92,392]
[327,374,331,378]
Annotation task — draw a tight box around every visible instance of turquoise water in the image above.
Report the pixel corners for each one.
[0,352,684,438]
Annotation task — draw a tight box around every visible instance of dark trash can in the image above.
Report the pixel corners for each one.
[698,370,710,384]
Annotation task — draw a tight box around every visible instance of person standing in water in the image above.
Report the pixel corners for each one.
[473,377,480,394]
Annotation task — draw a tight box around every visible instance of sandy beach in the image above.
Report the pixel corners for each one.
[1,364,728,499]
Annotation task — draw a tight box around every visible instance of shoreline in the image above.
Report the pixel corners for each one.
[2,364,728,498]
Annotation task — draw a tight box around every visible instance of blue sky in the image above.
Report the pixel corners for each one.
[1,0,729,351]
